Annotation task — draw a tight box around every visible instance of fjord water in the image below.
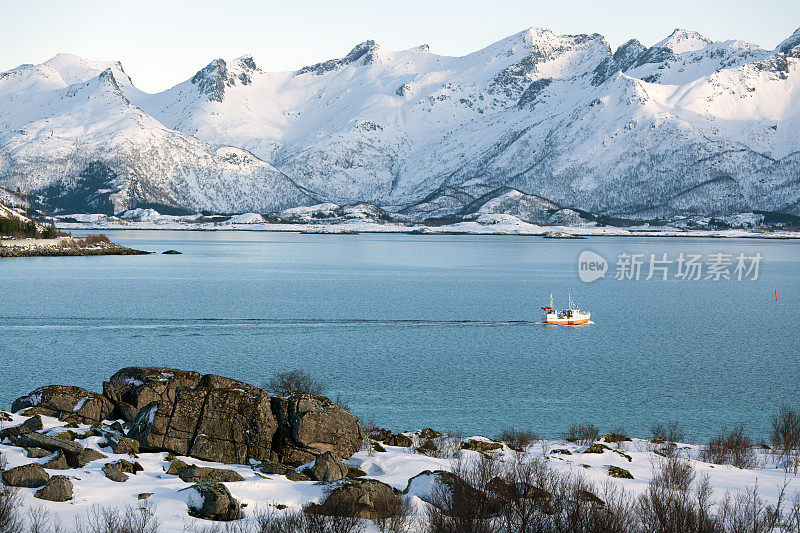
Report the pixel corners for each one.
[1,231,797,442]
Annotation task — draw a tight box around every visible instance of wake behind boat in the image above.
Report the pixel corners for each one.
[542,292,591,325]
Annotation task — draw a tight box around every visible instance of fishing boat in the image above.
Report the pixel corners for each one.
[542,292,591,325]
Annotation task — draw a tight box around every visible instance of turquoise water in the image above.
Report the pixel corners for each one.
[1,231,797,442]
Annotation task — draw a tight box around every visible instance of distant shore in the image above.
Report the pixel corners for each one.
[56,219,800,239]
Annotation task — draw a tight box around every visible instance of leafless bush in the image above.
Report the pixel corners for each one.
[497,428,538,451]
[301,507,364,533]
[82,233,111,246]
[266,370,325,397]
[700,424,757,469]
[74,501,160,533]
[27,506,62,533]
[638,470,718,533]
[718,483,785,533]
[371,495,414,533]
[563,422,599,445]
[651,421,684,444]
[772,405,800,473]
[651,455,696,492]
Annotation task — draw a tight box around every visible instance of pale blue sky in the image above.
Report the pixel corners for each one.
[2,0,799,93]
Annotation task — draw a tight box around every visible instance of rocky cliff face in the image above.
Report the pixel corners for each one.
[2,27,799,218]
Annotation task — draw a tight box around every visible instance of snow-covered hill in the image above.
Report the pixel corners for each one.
[1,27,799,217]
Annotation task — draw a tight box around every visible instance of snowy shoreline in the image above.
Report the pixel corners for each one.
[56,218,800,239]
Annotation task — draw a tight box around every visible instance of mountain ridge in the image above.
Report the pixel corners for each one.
[1,26,799,219]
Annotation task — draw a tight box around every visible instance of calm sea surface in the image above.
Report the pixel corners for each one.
[1,231,797,442]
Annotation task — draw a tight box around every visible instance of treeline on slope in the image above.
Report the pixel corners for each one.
[0,218,67,239]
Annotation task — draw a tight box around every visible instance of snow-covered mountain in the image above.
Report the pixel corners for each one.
[1,27,799,218]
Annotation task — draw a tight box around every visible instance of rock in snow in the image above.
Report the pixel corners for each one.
[1,27,799,218]
[13,367,365,467]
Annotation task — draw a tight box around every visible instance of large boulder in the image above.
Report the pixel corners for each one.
[305,451,348,482]
[274,393,365,465]
[2,463,49,487]
[310,479,399,519]
[186,482,242,521]
[126,369,363,466]
[11,386,113,425]
[34,475,73,502]
[128,375,278,464]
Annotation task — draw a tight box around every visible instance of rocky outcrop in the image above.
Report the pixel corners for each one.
[11,386,113,425]
[2,463,49,487]
[305,451,348,482]
[34,475,73,502]
[9,367,364,471]
[127,374,277,464]
[122,368,363,466]
[186,482,242,521]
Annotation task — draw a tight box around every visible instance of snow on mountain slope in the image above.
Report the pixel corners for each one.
[1,26,799,217]
[0,58,315,214]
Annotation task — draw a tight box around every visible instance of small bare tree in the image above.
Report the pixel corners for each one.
[266,370,326,397]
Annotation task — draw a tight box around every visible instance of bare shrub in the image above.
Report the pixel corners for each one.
[651,421,684,444]
[652,456,696,492]
[75,501,160,533]
[301,506,364,533]
[772,405,800,473]
[497,427,538,451]
[563,422,599,445]
[371,495,414,533]
[82,234,111,246]
[637,458,718,533]
[266,370,325,397]
[27,506,61,533]
[718,483,785,533]
[700,424,757,469]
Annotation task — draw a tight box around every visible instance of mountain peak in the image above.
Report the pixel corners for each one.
[776,26,800,54]
[296,40,381,76]
[656,29,712,54]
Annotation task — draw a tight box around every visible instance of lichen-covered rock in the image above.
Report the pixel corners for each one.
[125,368,363,466]
[15,433,85,467]
[12,385,113,425]
[42,450,69,470]
[128,376,278,464]
[461,439,503,452]
[2,463,49,487]
[102,465,129,482]
[166,459,192,475]
[608,466,633,479]
[305,451,348,482]
[276,393,365,465]
[310,479,399,519]
[26,447,50,458]
[34,475,72,502]
[106,459,143,475]
[177,466,244,483]
[75,448,108,467]
[102,367,202,413]
[584,443,610,454]
[186,482,242,521]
